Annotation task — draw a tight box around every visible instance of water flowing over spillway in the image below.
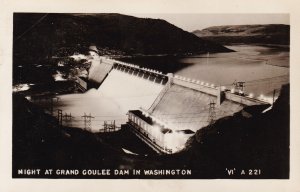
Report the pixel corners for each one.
[53,68,164,132]
[97,68,164,110]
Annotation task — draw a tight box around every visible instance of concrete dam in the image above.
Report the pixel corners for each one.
[50,53,270,154]
[82,56,269,154]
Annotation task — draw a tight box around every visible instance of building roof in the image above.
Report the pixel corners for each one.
[129,110,153,125]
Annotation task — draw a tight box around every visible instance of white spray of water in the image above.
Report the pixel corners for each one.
[52,68,164,132]
[164,131,192,152]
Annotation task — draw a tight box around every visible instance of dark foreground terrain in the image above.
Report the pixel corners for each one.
[13,85,289,179]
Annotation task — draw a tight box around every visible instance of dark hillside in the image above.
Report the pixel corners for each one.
[14,13,231,65]
[13,13,232,84]
[180,84,289,178]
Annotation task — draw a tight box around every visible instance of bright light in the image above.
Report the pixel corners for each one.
[70,54,88,61]
[259,94,264,100]
[13,84,30,92]
[52,71,67,81]
[57,61,64,67]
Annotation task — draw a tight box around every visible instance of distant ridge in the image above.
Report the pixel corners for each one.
[193,24,290,45]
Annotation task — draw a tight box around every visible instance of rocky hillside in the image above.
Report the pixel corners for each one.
[193,24,290,45]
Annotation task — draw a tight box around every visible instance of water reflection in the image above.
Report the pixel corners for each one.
[120,45,289,97]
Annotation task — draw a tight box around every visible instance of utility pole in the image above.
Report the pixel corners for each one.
[47,97,59,115]
[102,120,116,132]
[81,113,94,131]
[57,109,63,127]
[63,112,72,127]
[103,121,107,132]
[109,120,116,132]
[208,101,216,124]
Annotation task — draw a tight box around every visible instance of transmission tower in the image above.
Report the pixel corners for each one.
[63,112,73,127]
[208,101,216,124]
[81,113,94,131]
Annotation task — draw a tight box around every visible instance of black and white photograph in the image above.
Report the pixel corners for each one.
[11,12,290,179]
[3,0,300,191]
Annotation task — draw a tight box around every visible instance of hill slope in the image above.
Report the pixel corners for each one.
[13,13,232,84]
[14,13,231,65]
[193,24,290,45]
[181,84,289,178]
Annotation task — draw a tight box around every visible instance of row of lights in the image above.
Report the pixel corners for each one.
[173,75,264,102]
[116,61,140,69]
[229,89,271,103]
[108,58,163,75]
[174,75,216,88]
[142,68,163,74]
[107,57,271,104]
[173,75,268,102]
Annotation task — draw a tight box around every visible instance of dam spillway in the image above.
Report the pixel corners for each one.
[53,56,270,154]
[52,57,167,130]
[95,64,166,116]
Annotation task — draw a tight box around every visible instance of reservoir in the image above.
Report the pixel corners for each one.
[120,44,289,97]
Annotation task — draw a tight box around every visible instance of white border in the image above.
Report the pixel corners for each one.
[1,0,299,191]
